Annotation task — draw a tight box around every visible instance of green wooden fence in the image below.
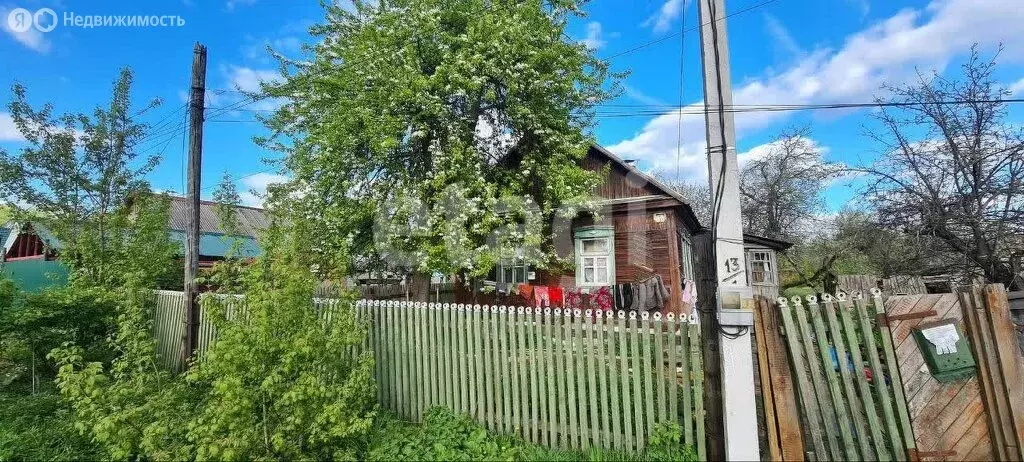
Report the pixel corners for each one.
[151,292,707,457]
[776,289,915,461]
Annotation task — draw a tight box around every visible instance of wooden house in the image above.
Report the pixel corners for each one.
[457,144,791,315]
[0,197,268,291]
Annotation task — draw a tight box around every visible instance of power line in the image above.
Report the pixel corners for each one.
[588,98,1024,117]
[200,166,281,191]
[602,0,781,61]
[204,97,1024,124]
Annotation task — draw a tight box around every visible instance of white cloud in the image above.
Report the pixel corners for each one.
[1008,77,1024,96]
[243,35,304,63]
[0,6,51,53]
[642,0,686,34]
[227,65,281,93]
[203,66,287,114]
[581,22,606,50]
[763,14,802,59]
[239,172,289,207]
[609,0,1024,182]
[0,113,25,142]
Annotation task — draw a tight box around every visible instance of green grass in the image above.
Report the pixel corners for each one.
[782,286,817,299]
[0,382,102,461]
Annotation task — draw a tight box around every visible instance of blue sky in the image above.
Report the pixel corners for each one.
[1,0,1023,209]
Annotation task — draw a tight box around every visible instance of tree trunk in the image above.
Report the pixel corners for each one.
[408,272,431,302]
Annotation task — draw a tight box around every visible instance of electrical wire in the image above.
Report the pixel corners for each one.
[601,0,781,61]
[588,98,1024,117]
[200,166,281,192]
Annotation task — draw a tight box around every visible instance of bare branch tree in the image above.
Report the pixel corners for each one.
[651,172,711,225]
[739,125,839,240]
[857,46,1024,286]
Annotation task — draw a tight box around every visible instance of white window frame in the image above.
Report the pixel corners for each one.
[746,249,776,286]
[574,226,615,287]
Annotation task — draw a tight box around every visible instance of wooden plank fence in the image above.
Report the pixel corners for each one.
[837,275,928,297]
[959,285,1024,461]
[775,289,915,461]
[886,292,991,461]
[151,292,707,457]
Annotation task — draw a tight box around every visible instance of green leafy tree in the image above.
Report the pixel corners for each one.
[198,173,248,293]
[259,0,617,295]
[0,68,173,288]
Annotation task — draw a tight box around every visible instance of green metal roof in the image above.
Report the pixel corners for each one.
[168,231,262,258]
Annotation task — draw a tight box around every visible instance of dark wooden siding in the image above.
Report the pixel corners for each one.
[609,207,683,314]
[584,149,665,200]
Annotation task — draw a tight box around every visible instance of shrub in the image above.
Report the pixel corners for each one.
[366,407,697,462]
[53,222,377,461]
[0,285,117,391]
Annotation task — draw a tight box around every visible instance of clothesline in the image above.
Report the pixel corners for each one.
[489,275,697,314]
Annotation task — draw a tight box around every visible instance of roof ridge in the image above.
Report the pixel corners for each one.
[166,194,266,211]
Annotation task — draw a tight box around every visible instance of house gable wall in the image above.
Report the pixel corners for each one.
[583,149,666,200]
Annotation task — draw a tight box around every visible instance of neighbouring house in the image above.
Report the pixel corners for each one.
[0,196,267,292]
[454,144,791,315]
[165,196,267,267]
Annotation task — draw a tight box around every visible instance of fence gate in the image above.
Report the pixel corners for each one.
[775,289,915,461]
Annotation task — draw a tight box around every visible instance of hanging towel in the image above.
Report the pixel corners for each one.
[622,283,634,311]
[549,287,564,306]
[592,286,613,311]
[534,286,550,307]
[518,283,534,302]
[654,275,671,310]
[613,284,625,310]
[564,288,584,310]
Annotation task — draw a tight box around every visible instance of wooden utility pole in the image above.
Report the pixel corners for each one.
[696,0,760,459]
[183,42,207,367]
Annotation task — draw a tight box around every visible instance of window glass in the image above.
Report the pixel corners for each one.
[748,251,775,285]
[582,238,609,254]
[497,256,529,285]
[575,230,614,287]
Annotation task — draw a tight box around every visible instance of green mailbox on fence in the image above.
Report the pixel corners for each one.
[913,320,976,383]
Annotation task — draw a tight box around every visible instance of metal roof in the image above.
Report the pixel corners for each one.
[168,230,262,258]
[167,196,268,238]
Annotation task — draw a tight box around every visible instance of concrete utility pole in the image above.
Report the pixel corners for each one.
[183,42,207,367]
[696,0,760,459]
